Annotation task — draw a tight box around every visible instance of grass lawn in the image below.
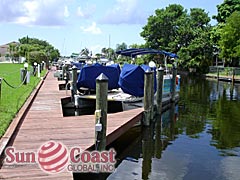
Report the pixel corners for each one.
[0,63,46,137]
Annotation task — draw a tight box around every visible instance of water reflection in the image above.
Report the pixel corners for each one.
[210,80,240,101]
[108,76,240,180]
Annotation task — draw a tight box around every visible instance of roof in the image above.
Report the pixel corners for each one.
[0,41,20,55]
[116,48,178,58]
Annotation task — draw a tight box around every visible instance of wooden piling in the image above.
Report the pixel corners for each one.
[150,70,155,120]
[62,64,66,80]
[156,67,164,115]
[74,94,80,116]
[20,67,28,85]
[143,70,154,126]
[23,67,27,85]
[71,66,78,100]
[95,73,108,150]
[171,66,177,102]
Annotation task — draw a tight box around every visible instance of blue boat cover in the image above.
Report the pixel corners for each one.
[116,48,178,58]
[118,64,156,97]
[108,64,121,75]
[77,63,120,90]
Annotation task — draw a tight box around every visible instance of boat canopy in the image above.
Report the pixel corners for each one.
[116,48,178,58]
[77,63,120,90]
[118,64,156,97]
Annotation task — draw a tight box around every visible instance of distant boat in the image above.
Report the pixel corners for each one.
[77,63,120,92]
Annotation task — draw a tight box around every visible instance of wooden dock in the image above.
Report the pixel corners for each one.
[205,74,240,83]
[0,68,143,180]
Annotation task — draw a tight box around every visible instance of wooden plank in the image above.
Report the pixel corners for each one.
[0,68,143,180]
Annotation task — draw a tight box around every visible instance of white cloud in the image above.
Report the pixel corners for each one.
[76,4,96,19]
[0,0,26,22]
[77,7,85,17]
[64,6,70,18]
[100,0,147,25]
[0,0,69,26]
[80,22,102,35]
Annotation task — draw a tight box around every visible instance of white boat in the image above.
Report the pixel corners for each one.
[60,48,180,114]
[73,62,180,112]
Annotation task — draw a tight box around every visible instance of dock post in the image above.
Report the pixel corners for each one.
[232,67,235,85]
[95,73,108,150]
[0,78,2,99]
[71,65,78,101]
[24,65,28,85]
[143,70,154,126]
[150,69,155,120]
[217,67,219,80]
[38,64,41,78]
[62,64,66,81]
[156,66,164,115]
[74,95,80,116]
[21,67,27,85]
[171,66,177,102]
[64,64,69,85]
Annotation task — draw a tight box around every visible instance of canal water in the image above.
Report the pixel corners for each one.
[107,76,240,180]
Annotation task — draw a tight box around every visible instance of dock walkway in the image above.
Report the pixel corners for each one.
[0,68,143,180]
[205,74,240,83]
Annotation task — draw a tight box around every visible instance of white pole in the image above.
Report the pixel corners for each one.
[38,64,41,78]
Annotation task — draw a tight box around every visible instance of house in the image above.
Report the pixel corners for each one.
[0,41,20,62]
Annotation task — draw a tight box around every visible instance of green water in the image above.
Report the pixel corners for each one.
[109,76,240,180]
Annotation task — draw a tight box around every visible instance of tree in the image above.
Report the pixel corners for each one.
[101,47,107,56]
[178,8,213,72]
[213,0,240,23]
[219,11,240,66]
[18,36,60,65]
[116,42,128,52]
[8,42,20,62]
[141,4,187,52]
[106,48,116,60]
[141,5,212,72]
[129,44,145,48]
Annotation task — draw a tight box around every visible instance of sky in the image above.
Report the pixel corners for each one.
[0,0,224,56]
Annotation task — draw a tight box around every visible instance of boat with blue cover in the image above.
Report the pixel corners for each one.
[76,63,120,94]
[62,48,181,113]
[118,63,156,97]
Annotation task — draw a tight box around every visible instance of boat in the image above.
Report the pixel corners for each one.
[76,63,120,94]
[118,63,156,97]
[61,48,180,115]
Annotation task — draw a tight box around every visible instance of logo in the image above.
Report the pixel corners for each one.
[38,141,69,173]
[4,141,116,174]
